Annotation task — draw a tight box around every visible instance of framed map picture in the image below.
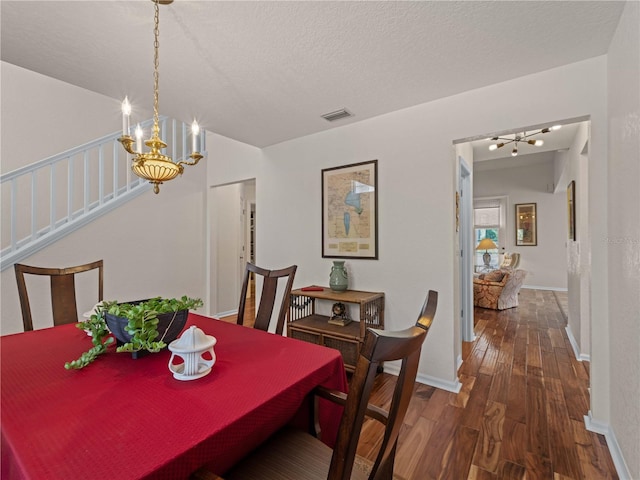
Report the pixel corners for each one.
[322,160,378,259]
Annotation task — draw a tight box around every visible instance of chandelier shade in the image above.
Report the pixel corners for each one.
[118,0,203,194]
[132,158,183,184]
[488,125,562,157]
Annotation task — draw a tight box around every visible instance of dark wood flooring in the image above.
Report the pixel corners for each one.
[221,289,618,479]
[356,289,618,479]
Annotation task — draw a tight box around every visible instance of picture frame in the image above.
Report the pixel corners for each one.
[567,180,576,241]
[322,160,378,259]
[515,203,537,246]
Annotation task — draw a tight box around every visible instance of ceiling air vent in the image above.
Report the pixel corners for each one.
[321,108,353,122]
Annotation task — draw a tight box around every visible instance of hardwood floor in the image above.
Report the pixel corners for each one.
[220,289,618,479]
[219,282,255,328]
[357,289,618,479]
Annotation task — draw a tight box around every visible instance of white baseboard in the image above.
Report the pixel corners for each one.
[565,325,591,362]
[416,372,462,393]
[521,285,568,292]
[383,363,462,393]
[584,412,632,479]
[215,309,237,318]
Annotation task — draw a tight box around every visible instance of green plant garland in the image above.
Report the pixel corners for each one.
[65,296,203,370]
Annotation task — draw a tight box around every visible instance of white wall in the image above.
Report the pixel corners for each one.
[205,133,262,318]
[206,132,262,187]
[561,122,591,359]
[211,57,609,393]
[606,1,640,477]
[257,120,460,390]
[474,156,567,289]
[0,62,140,172]
[210,182,243,316]
[0,63,208,335]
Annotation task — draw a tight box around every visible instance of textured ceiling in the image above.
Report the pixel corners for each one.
[1,1,625,149]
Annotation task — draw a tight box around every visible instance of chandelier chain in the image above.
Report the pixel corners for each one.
[152,0,160,133]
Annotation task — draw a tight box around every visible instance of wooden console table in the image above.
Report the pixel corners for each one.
[287,287,385,372]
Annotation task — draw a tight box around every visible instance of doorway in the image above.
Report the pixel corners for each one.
[455,119,591,364]
[208,179,256,318]
[246,202,256,301]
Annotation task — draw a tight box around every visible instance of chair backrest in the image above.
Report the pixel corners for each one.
[329,290,438,480]
[237,263,297,335]
[500,252,521,270]
[14,260,104,332]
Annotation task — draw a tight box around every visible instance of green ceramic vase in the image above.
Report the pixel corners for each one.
[329,261,349,292]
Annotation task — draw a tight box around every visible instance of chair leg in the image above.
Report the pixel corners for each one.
[371,442,397,480]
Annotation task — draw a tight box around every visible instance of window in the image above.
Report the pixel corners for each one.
[474,198,507,271]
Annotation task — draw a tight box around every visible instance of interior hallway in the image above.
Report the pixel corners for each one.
[357,289,618,479]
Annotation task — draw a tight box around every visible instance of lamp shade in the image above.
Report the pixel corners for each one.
[476,238,498,251]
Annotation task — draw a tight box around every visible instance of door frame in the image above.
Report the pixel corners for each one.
[459,156,474,342]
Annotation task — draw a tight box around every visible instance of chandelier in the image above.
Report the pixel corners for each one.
[488,125,562,157]
[118,0,203,194]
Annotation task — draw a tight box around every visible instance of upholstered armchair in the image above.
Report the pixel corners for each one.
[500,252,521,271]
[473,269,527,310]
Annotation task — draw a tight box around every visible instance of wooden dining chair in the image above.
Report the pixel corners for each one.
[14,260,104,332]
[236,262,297,335]
[193,290,438,480]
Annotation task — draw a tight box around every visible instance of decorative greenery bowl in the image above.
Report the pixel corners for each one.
[105,300,189,359]
[65,296,203,369]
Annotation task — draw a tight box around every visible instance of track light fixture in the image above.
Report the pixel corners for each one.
[488,125,562,157]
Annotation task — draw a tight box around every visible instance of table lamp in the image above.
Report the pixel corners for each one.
[476,238,498,269]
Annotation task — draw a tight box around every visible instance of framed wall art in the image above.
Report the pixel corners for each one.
[515,203,537,246]
[567,180,576,241]
[322,160,378,259]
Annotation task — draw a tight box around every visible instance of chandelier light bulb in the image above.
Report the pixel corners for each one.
[135,124,144,154]
[122,97,131,115]
[534,139,544,146]
[511,148,518,157]
[489,144,498,151]
[121,97,131,136]
[191,121,200,153]
[551,125,562,131]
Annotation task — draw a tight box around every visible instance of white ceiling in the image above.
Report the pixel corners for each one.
[1,1,625,149]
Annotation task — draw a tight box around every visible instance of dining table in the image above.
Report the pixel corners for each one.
[1,313,348,480]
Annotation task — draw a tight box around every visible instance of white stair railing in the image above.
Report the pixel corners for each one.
[1,117,206,271]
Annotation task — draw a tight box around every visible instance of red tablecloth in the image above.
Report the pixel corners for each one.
[1,313,347,480]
